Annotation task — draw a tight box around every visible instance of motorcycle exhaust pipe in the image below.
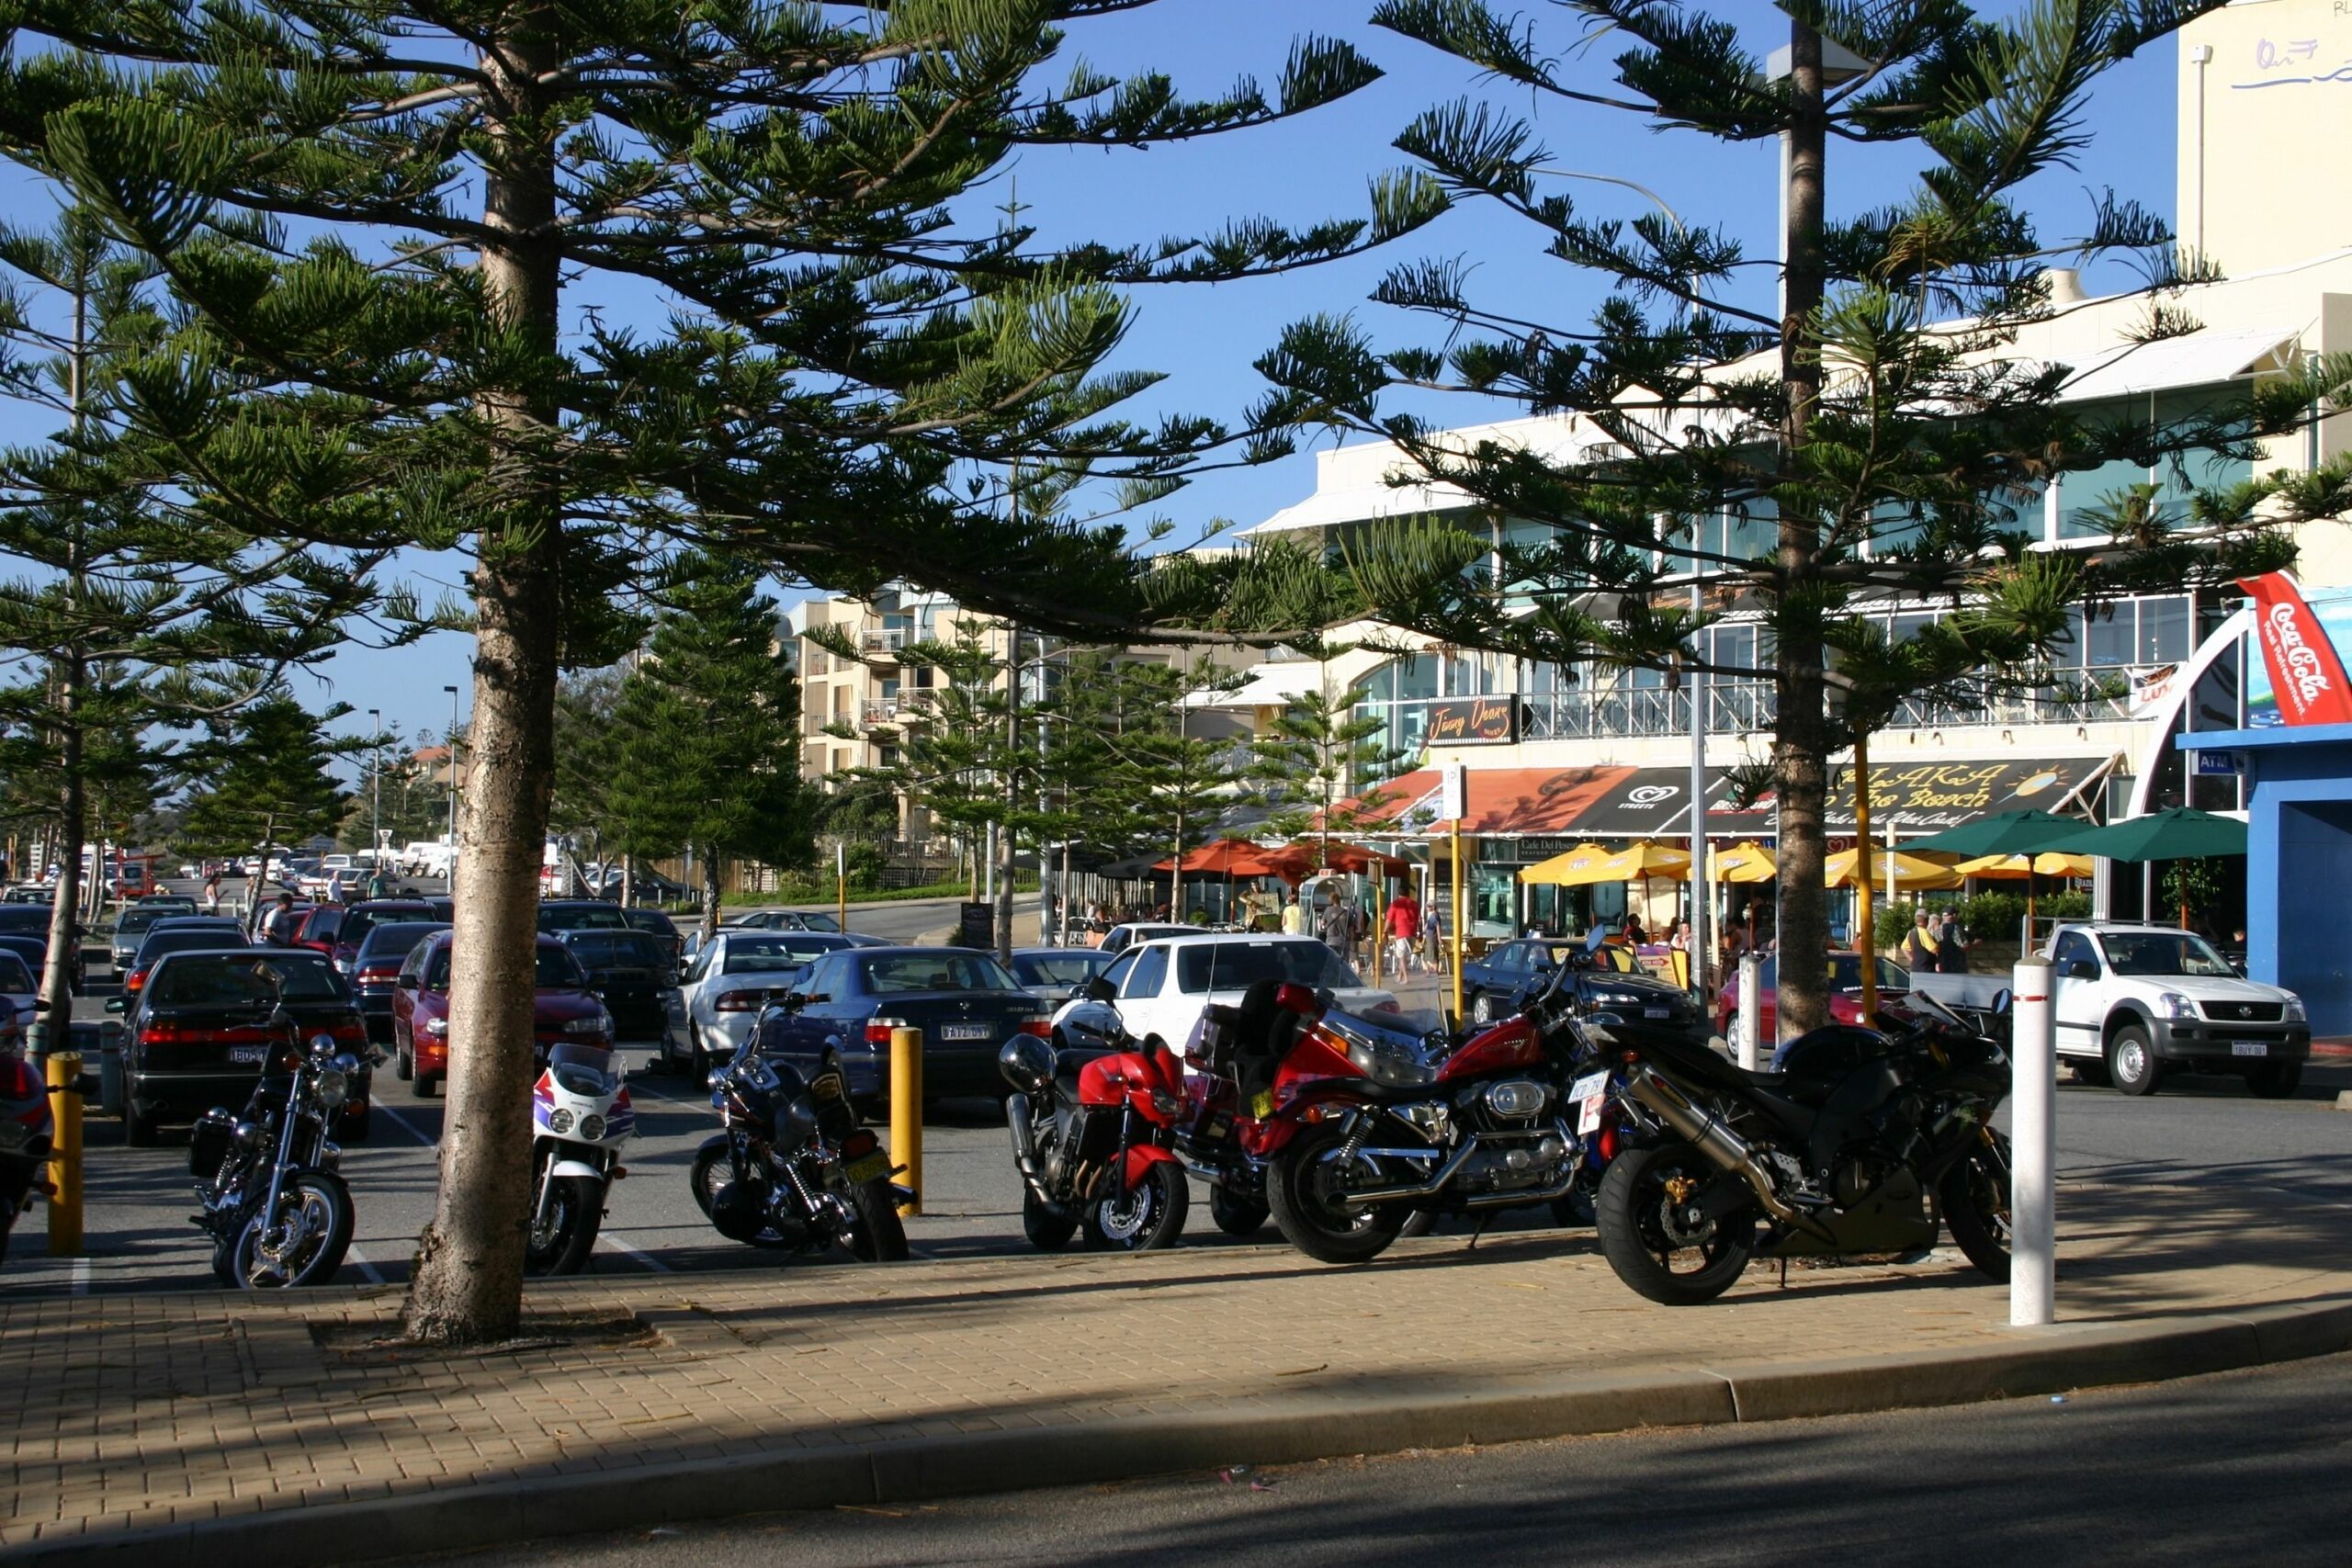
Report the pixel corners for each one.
[1005,1092,1039,1178]
[1619,1063,1804,1227]
[1350,1137,1477,1202]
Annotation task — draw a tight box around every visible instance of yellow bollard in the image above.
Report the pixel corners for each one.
[888,1025,922,1217]
[46,1051,82,1257]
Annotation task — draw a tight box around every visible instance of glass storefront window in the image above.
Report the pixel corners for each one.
[2139,596,2190,664]
[2086,604,2133,667]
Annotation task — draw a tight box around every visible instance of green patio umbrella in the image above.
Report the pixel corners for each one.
[1899,809,2097,857]
[2064,807,2247,931]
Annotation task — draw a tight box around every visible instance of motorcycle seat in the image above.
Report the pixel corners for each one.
[1053,1046,1113,1103]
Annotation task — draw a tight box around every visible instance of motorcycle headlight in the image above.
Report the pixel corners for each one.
[1150,1089,1184,1119]
[313,1067,348,1110]
[579,1113,606,1142]
[549,1107,575,1135]
[2159,991,2197,1020]
[2283,993,2306,1023]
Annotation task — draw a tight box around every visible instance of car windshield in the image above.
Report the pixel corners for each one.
[304,908,345,937]
[565,932,664,969]
[620,910,677,937]
[137,929,248,963]
[724,936,842,973]
[116,907,170,937]
[357,922,448,962]
[860,953,1021,994]
[343,906,438,948]
[788,911,841,931]
[1758,955,1911,991]
[537,947,589,987]
[150,953,345,1007]
[539,906,629,931]
[1173,941,1361,995]
[0,953,31,992]
[2100,931,2236,977]
[1014,953,1111,987]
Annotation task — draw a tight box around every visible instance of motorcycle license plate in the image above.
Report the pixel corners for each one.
[939,1022,992,1042]
[227,1045,267,1066]
[2231,1041,2268,1057]
[1569,1069,1610,1135]
[844,1151,891,1185]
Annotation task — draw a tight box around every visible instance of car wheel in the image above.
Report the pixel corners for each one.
[393,1045,412,1081]
[690,1027,709,1084]
[2107,1024,2161,1097]
[2246,1059,2302,1099]
[1468,990,1496,1024]
[124,1101,159,1148]
[411,1070,437,1100]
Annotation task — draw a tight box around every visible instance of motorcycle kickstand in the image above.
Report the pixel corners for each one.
[1779,1258,1790,1290]
[1465,1214,1493,1252]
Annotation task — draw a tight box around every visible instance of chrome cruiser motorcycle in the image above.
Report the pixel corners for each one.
[189,1015,364,1288]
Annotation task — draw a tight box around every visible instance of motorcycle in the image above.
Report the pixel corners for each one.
[1188,975,1598,1265]
[690,1019,909,1261]
[998,1022,1191,1251]
[0,1003,57,1266]
[188,1010,364,1288]
[1594,989,2014,1304]
[526,1042,634,1275]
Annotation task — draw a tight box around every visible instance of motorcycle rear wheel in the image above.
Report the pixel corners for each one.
[1208,1184,1268,1238]
[525,1172,605,1276]
[688,1143,793,1247]
[1938,1134,2012,1284]
[1595,1141,1753,1305]
[1267,1123,1408,1265]
[1023,1189,1080,1249]
[843,1178,910,1262]
[1082,1161,1189,1251]
[228,1170,354,1289]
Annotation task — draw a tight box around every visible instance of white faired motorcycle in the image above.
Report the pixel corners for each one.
[526,1042,635,1274]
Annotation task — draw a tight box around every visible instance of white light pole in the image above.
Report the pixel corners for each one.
[367,708,381,869]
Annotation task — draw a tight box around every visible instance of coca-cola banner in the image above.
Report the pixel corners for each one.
[2240,572,2352,728]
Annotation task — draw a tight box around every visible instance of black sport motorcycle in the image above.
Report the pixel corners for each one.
[689,1023,910,1261]
[1593,990,2013,1304]
[188,1012,367,1288]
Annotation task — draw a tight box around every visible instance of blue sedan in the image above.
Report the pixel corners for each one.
[752,946,1052,1107]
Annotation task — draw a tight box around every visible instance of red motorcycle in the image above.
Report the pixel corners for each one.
[1186,977,1600,1264]
[998,1029,1190,1250]
[1,1009,59,1267]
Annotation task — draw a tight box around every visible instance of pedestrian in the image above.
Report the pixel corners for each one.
[366,864,392,900]
[1318,893,1352,958]
[1623,914,1647,948]
[1422,896,1443,969]
[261,892,300,947]
[1385,887,1421,976]
[201,870,221,914]
[1938,910,1970,974]
[1902,908,1940,972]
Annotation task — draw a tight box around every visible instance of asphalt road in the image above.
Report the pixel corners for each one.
[399,1349,2352,1567]
[5,881,2346,1296]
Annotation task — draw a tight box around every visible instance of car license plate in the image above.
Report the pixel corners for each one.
[938,1022,992,1042]
[2231,1041,2268,1057]
[844,1151,891,1185]
[227,1045,266,1066]
[0,1122,26,1151]
[1645,1006,1670,1019]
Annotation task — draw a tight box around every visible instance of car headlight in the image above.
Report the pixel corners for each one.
[2283,993,2306,1022]
[561,1014,611,1036]
[424,1017,449,1037]
[2159,992,2197,1020]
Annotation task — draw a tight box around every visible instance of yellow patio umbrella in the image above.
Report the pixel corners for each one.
[1589,840,1693,885]
[1952,852,2095,880]
[1824,847,1964,891]
[1518,842,1617,886]
[1707,840,1778,884]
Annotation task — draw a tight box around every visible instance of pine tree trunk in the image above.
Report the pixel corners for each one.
[30,658,85,1060]
[402,15,563,1347]
[1770,17,1832,1042]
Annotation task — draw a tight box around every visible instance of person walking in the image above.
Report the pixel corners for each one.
[1937,910,1970,974]
[201,870,221,915]
[1903,908,1940,973]
[261,892,301,947]
[1385,887,1422,976]
[1280,895,1306,936]
[1318,893,1352,959]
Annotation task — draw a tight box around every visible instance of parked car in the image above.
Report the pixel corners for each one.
[1004,946,1116,1001]
[2044,921,2310,1097]
[1094,921,1193,957]
[535,899,632,937]
[676,931,865,1076]
[0,935,57,997]
[346,920,451,1044]
[755,945,1051,1106]
[0,951,33,1031]
[727,908,845,934]
[617,908,684,973]
[1713,953,1912,1044]
[4,884,57,905]
[390,931,611,1097]
[125,919,252,995]
[108,947,372,1146]
[1462,938,1708,1036]
[1053,933,1397,1053]
[290,904,346,954]
[0,913,77,993]
[555,928,686,1052]
[582,864,690,901]
[332,897,456,972]
[109,902,194,972]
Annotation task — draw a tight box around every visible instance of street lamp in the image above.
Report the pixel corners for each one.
[1531,165,1711,998]
[443,684,460,874]
[367,708,381,871]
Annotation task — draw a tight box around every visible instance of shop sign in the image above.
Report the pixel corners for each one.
[1424,695,1519,744]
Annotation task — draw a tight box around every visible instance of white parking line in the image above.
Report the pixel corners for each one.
[373,1104,437,1147]
[345,1242,386,1284]
[70,1258,89,1296]
[596,1232,673,1272]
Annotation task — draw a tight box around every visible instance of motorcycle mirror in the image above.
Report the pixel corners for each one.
[308,1032,338,1055]
[1991,987,2013,1014]
[1082,976,1117,1003]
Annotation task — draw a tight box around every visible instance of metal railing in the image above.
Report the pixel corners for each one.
[860,628,906,654]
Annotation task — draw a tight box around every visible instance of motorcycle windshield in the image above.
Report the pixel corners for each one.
[547,1042,617,1082]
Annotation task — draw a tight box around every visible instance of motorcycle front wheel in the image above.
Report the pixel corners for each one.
[526,1171,605,1276]
[1266,1123,1408,1265]
[228,1170,355,1289]
[1938,1133,2012,1284]
[1082,1161,1189,1252]
[842,1178,910,1262]
[1594,1141,1753,1305]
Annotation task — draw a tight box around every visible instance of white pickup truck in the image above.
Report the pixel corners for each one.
[2042,921,2309,1098]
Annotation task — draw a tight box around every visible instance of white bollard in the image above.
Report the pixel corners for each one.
[1736,953,1763,1071]
[2010,956,2056,1327]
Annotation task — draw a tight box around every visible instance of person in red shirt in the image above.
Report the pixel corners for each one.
[1384,889,1421,976]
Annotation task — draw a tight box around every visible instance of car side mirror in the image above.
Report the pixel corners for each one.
[2065,961,2098,982]
[395,974,418,989]
[30,997,50,1013]
[1083,976,1117,1002]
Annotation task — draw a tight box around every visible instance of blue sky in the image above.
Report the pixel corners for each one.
[6,4,2190,756]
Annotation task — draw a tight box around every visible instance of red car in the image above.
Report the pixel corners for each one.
[290,904,345,955]
[1714,953,1911,1045]
[390,931,612,1097]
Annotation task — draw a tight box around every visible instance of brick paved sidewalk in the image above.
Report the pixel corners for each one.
[5,1175,2349,1562]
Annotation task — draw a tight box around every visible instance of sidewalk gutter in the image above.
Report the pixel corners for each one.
[13,1298,2350,1568]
